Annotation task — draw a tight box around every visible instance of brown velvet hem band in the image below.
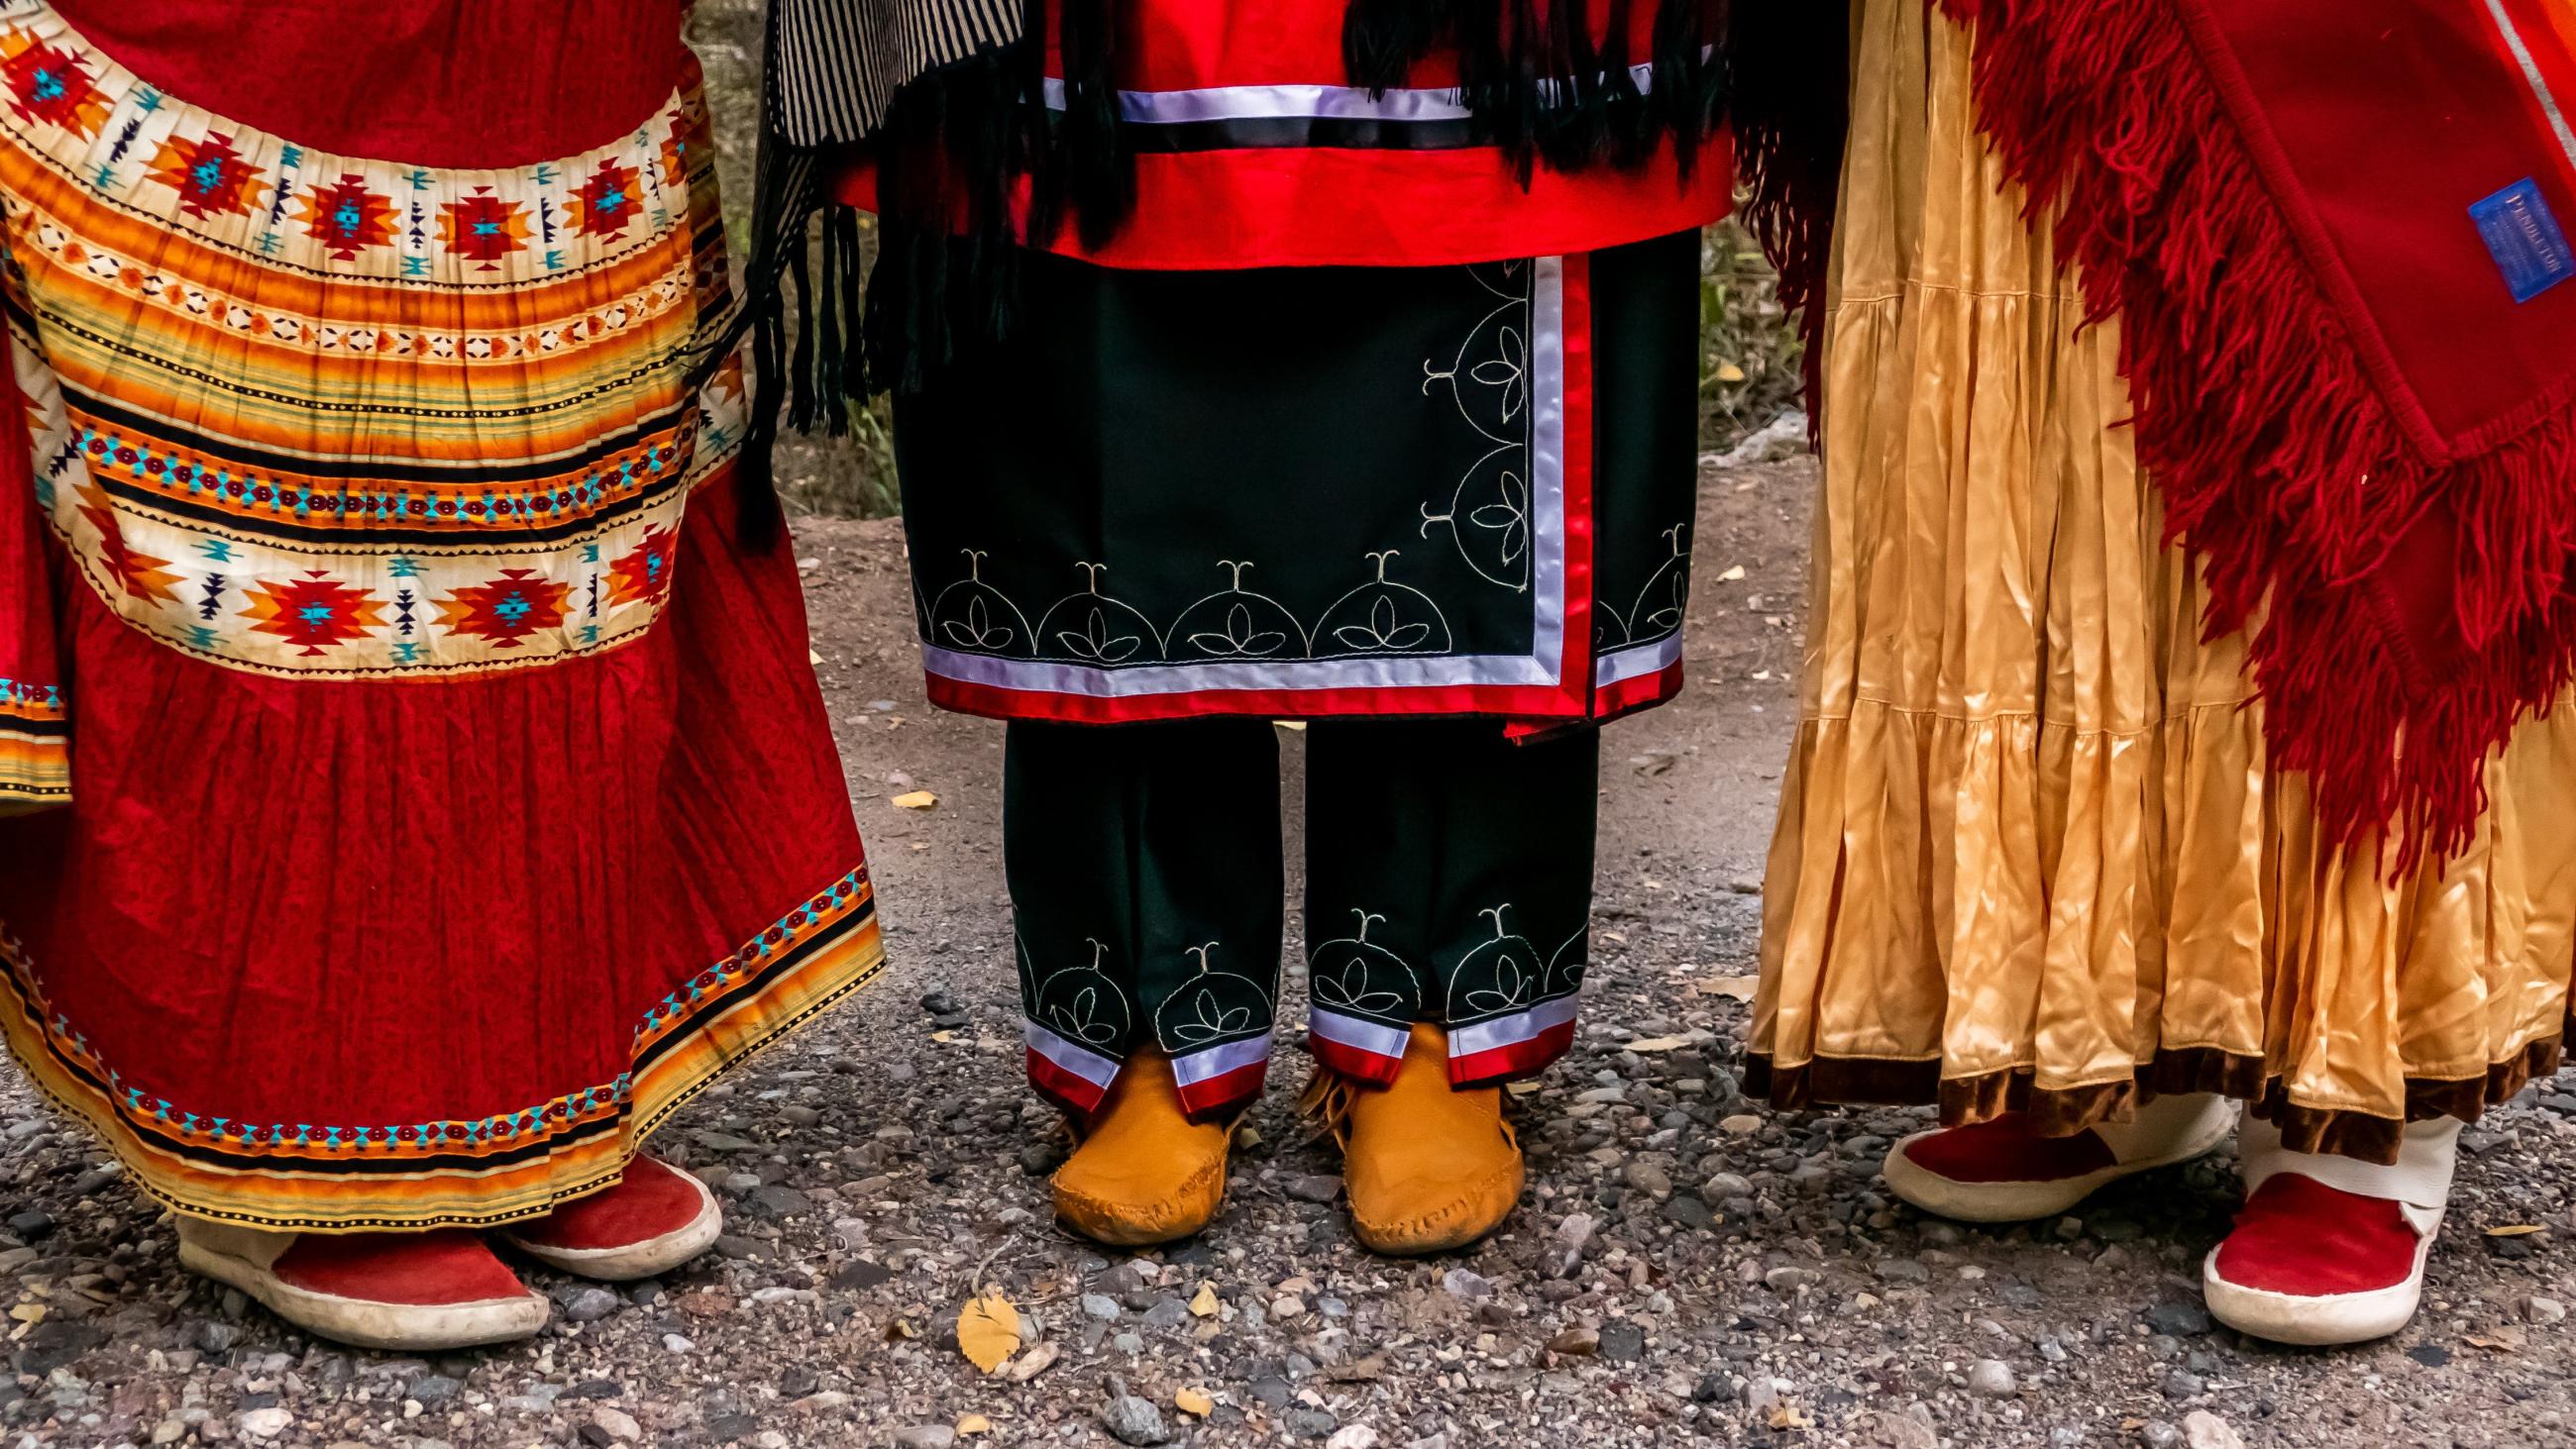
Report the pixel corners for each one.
[1741,1015,2571,1168]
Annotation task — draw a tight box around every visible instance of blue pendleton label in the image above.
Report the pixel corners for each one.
[2471,177,2574,303]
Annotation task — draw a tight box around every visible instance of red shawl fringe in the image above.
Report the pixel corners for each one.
[1939,0,2576,864]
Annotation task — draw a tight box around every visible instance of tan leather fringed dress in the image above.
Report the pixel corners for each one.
[1747,0,2576,1164]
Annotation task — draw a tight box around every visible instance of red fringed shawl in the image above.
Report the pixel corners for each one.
[1934,0,2576,860]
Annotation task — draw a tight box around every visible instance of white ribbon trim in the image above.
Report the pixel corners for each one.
[1040,60,1676,126]
[1022,1020,1121,1088]
[1170,1034,1271,1087]
[2238,1107,2460,1215]
[1308,1007,1411,1060]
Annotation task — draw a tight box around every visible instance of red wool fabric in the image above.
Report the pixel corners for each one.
[1938,0,2576,859]
[837,0,1736,270]
[51,0,687,168]
[0,0,879,1231]
[0,333,58,737]
[1898,1115,2117,1186]
[0,477,863,1134]
[514,1156,704,1251]
[274,1231,527,1306]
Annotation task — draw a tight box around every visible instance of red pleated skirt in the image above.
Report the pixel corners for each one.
[0,0,880,1228]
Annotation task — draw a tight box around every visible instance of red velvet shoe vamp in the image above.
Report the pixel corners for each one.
[514,1156,705,1252]
[1902,1114,2118,1185]
[2212,1173,2422,1297]
[272,1230,526,1306]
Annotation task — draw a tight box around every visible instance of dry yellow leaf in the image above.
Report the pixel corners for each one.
[1175,1388,1215,1418]
[930,1030,955,1043]
[2487,1223,2549,1237]
[2464,1332,2522,1352]
[1624,1035,1692,1053]
[893,790,939,810]
[6,1303,41,1325]
[956,1414,994,1436]
[1190,1283,1220,1317]
[1715,362,1748,383]
[956,1289,1023,1374]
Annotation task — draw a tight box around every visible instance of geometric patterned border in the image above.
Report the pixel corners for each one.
[0,677,64,812]
[0,866,881,1230]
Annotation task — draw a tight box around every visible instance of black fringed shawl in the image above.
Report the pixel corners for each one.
[737,0,1849,528]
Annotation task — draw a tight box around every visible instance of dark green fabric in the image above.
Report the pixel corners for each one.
[1304,719,1597,1037]
[1004,717,1597,1063]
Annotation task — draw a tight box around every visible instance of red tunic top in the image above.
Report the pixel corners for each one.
[839,0,1735,269]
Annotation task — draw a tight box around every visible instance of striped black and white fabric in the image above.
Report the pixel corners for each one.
[739,0,1025,515]
[766,0,1022,146]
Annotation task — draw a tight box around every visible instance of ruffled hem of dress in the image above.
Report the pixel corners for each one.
[1743,1020,2570,1168]
[0,870,886,1233]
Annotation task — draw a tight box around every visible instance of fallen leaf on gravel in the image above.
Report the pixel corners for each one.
[1175,1388,1214,1417]
[956,1413,993,1435]
[1624,1036,1692,1053]
[1189,1284,1219,1317]
[1769,1403,1813,1430]
[2487,1224,2549,1236]
[1694,976,1760,1001]
[1328,1355,1387,1383]
[893,790,939,810]
[956,1289,1022,1374]
[886,1317,919,1342]
[1717,565,1748,582]
[1506,1082,1542,1098]
[2464,1330,2523,1351]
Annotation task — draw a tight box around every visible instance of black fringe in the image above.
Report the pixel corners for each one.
[1725,0,1847,440]
[747,0,1758,466]
[1337,0,1727,185]
[1342,0,1449,91]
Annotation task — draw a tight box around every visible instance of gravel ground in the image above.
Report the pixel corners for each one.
[4,454,2574,1449]
[8,10,2573,1443]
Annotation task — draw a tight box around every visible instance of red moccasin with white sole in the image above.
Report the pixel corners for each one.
[176,1221,548,1351]
[1881,1091,2235,1223]
[502,1155,722,1281]
[2202,1113,2458,1346]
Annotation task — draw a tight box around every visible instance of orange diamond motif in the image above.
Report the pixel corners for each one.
[145,132,267,222]
[606,527,678,609]
[71,481,181,605]
[0,33,108,139]
[435,569,573,649]
[242,572,386,657]
[292,175,397,261]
